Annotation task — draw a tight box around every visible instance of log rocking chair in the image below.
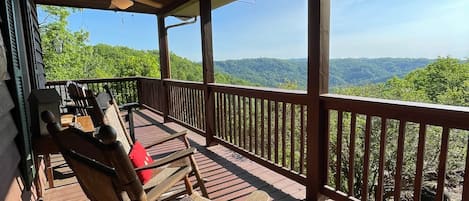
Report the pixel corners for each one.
[42,111,206,201]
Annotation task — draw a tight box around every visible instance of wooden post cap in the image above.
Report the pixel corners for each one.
[97,125,117,144]
[41,110,56,124]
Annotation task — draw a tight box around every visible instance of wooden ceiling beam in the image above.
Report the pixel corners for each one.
[35,0,161,14]
[159,0,192,16]
[134,0,163,9]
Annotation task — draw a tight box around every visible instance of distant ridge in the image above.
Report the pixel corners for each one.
[215,58,433,89]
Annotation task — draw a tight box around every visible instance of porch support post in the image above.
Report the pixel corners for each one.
[306,0,330,200]
[158,16,171,123]
[200,0,216,146]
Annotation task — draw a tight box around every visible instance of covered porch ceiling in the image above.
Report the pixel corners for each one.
[34,0,235,17]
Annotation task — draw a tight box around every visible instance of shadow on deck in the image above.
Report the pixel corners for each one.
[43,109,306,201]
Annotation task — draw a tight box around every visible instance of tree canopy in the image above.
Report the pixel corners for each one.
[335,57,469,107]
[39,6,252,86]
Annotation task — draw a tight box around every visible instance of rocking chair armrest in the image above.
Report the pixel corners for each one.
[144,131,187,149]
[134,147,196,172]
[119,102,140,111]
[62,105,94,110]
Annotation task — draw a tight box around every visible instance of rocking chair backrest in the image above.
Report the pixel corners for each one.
[97,85,134,153]
[104,104,133,154]
[41,111,146,201]
[67,82,134,154]
[67,81,104,126]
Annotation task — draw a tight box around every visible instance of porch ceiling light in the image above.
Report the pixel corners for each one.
[110,0,134,9]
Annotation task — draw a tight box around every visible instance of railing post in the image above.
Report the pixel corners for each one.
[158,16,171,123]
[306,0,330,200]
[200,0,216,146]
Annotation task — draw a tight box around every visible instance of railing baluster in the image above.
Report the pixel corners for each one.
[238,95,242,147]
[195,89,199,129]
[188,89,193,127]
[176,87,182,120]
[268,100,272,161]
[195,89,202,130]
[275,101,279,164]
[348,113,357,196]
[361,115,372,201]
[201,89,206,130]
[181,87,185,122]
[282,102,287,167]
[191,89,197,128]
[436,127,450,201]
[261,99,265,158]
[394,120,407,201]
[300,105,305,174]
[168,86,173,116]
[230,94,235,143]
[196,90,204,131]
[221,93,226,140]
[249,97,253,152]
[412,123,426,201]
[376,117,387,201]
[185,88,190,124]
[215,92,220,137]
[242,96,247,149]
[228,94,233,142]
[175,86,180,121]
[336,110,343,190]
[255,98,259,155]
[198,89,202,130]
[290,104,295,170]
[180,87,184,123]
[463,137,469,201]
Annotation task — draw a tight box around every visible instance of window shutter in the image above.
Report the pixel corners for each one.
[2,0,35,187]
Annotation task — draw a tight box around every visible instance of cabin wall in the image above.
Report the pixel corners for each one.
[0,0,47,200]
[22,0,46,89]
[0,71,41,201]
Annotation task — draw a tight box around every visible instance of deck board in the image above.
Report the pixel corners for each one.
[43,109,306,200]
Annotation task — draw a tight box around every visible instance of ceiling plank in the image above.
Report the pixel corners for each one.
[159,0,192,16]
[134,0,163,9]
[35,0,161,14]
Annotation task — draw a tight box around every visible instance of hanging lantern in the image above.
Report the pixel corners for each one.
[111,0,134,9]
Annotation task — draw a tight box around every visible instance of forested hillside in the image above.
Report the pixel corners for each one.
[335,57,469,107]
[40,6,251,86]
[215,58,433,89]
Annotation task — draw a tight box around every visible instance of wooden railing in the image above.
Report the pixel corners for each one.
[46,77,469,200]
[45,77,139,106]
[166,79,206,134]
[138,77,163,113]
[320,94,469,201]
[210,83,309,184]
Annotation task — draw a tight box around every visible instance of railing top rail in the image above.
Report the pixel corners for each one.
[209,83,307,104]
[209,83,307,95]
[321,93,469,130]
[164,79,203,85]
[164,79,205,89]
[45,77,140,85]
[137,77,162,81]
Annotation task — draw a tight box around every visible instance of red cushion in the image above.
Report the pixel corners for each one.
[128,141,154,184]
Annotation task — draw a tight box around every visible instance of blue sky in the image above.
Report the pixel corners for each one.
[40,0,469,61]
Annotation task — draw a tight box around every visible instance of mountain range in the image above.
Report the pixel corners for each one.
[215,58,434,89]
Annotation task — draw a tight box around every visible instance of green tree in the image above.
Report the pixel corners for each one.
[40,6,94,80]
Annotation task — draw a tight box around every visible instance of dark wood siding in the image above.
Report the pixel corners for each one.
[22,0,46,89]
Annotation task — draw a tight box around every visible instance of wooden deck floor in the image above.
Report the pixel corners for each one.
[43,109,306,201]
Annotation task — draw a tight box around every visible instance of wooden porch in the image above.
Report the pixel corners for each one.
[44,77,469,201]
[43,109,306,201]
